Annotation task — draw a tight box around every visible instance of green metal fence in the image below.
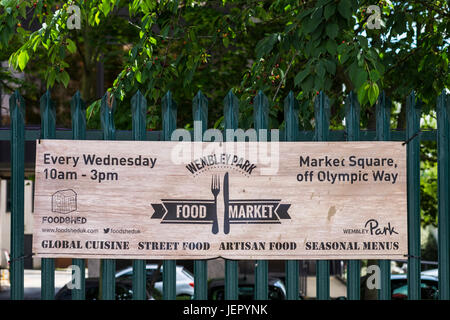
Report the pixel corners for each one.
[3,88,450,300]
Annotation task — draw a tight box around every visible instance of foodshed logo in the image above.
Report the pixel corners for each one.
[151,172,291,234]
[52,189,77,214]
[43,189,87,225]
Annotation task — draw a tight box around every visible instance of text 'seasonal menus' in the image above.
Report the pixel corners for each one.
[33,140,407,260]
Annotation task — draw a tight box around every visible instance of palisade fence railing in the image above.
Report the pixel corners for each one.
[3,88,450,300]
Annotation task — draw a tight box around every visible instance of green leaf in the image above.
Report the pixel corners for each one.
[311,6,323,20]
[31,35,41,52]
[326,23,339,39]
[59,71,70,88]
[337,42,347,54]
[161,24,170,38]
[223,36,230,48]
[337,0,351,19]
[18,50,29,71]
[152,89,160,101]
[317,0,332,6]
[189,28,197,42]
[339,51,350,64]
[369,69,381,82]
[355,69,368,89]
[59,46,66,59]
[348,62,358,81]
[324,77,332,91]
[213,115,224,129]
[95,11,101,25]
[135,70,142,83]
[375,61,385,74]
[357,35,369,50]
[66,39,76,54]
[368,83,380,106]
[301,74,314,92]
[303,8,323,34]
[255,34,277,58]
[357,82,369,105]
[100,0,111,16]
[47,70,56,88]
[324,59,336,75]
[86,99,101,121]
[294,67,311,86]
[357,51,364,67]
[325,39,336,55]
[324,4,336,20]
[19,5,27,19]
[314,74,325,90]
[316,62,326,78]
[298,7,315,19]
[303,19,321,34]
[313,43,327,57]
[0,28,10,47]
[349,62,367,89]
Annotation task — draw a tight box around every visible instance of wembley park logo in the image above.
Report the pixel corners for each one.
[170,121,280,175]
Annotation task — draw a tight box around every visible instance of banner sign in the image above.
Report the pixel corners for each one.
[32,140,407,260]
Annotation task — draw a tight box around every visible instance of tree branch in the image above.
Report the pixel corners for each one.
[384,47,420,75]
[410,0,450,18]
[273,50,297,102]
[73,32,89,74]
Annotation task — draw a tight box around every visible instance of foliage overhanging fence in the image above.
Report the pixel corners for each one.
[3,88,450,300]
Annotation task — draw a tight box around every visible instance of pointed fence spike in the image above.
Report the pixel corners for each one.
[314,91,330,300]
[40,90,56,139]
[9,90,25,300]
[283,90,300,300]
[162,91,177,141]
[406,90,422,300]
[10,90,25,117]
[314,91,330,142]
[253,91,269,137]
[99,91,117,300]
[253,90,269,300]
[100,92,116,140]
[284,91,299,142]
[376,91,391,141]
[39,90,56,300]
[193,90,208,135]
[345,91,361,141]
[344,91,361,300]
[224,89,239,134]
[71,91,86,140]
[223,89,239,299]
[131,90,147,141]
[375,90,393,300]
[161,90,178,300]
[130,89,147,300]
[69,90,86,300]
[437,90,450,299]
[192,90,209,300]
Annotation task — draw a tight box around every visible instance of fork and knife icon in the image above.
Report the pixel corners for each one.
[210,172,231,235]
